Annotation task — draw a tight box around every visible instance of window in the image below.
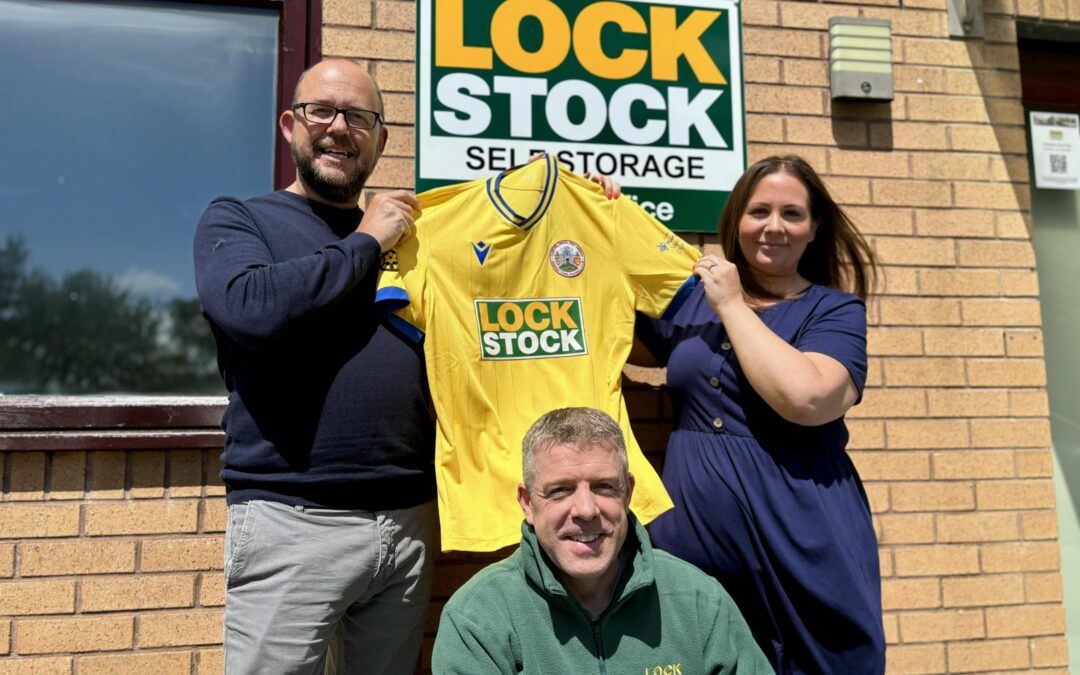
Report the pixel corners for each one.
[0,0,313,395]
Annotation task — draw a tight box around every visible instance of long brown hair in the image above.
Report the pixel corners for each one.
[719,155,877,300]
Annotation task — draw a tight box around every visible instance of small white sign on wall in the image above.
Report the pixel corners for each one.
[1030,111,1080,190]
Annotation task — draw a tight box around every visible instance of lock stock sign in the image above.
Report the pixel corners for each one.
[416,0,745,232]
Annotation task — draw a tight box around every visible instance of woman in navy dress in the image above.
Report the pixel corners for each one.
[637,156,885,674]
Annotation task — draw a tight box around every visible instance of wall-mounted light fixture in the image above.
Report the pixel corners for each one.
[829,17,894,102]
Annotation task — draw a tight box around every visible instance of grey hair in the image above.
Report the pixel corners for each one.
[522,407,628,489]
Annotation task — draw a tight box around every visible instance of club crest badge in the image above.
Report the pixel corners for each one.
[549,240,585,278]
[380,250,398,271]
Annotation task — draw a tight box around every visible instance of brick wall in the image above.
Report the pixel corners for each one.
[1,0,1074,673]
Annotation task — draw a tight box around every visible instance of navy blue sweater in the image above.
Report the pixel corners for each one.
[193,191,435,509]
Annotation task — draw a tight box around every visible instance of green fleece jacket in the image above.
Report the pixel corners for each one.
[432,515,774,674]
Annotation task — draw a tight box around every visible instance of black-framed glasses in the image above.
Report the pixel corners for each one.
[291,102,382,130]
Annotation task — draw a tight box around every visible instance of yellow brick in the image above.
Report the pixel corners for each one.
[372,62,414,93]
[782,59,829,87]
[199,573,225,607]
[743,56,782,84]
[899,609,985,642]
[907,95,988,123]
[871,121,950,150]
[914,208,994,237]
[848,389,926,418]
[829,149,909,178]
[945,70,1021,97]
[747,114,784,143]
[746,85,825,115]
[130,451,165,499]
[1022,511,1059,540]
[882,577,940,609]
[943,574,1025,607]
[882,613,898,644]
[748,144,828,169]
[867,328,923,356]
[0,580,76,616]
[936,511,1018,542]
[1043,0,1070,17]
[879,299,960,326]
[932,448,1014,478]
[919,269,998,296]
[1015,449,1053,477]
[0,504,80,539]
[977,478,1055,509]
[984,17,1018,42]
[947,639,1030,672]
[196,649,224,675]
[895,545,981,576]
[865,482,890,513]
[374,1,415,30]
[89,451,125,499]
[865,7,946,36]
[962,299,1041,326]
[954,182,1028,211]
[884,644,946,674]
[1031,636,1071,667]
[0,619,7,654]
[138,610,223,648]
[876,514,935,545]
[9,452,45,501]
[894,65,946,93]
[900,39,973,67]
[879,547,894,576]
[18,616,133,655]
[368,156,414,189]
[0,544,12,578]
[957,240,1035,268]
[206,453,226,496]
[923,328,1004,356]
[322,27,414,61]
[872,179,953,207]
[1025,572,1064,603]
[0,657,71,675]
[202,499,228,533]
[879,268,919,297]
[19,540,136,577]
[323,0,370,26]
[1000,270,1038,296]
[910,153,990,180]
[744,28,822,57]
[989,155,1030,183]
[982,542,1060,573]
[1072,0,1080,20]
[81,575,195,612]
[981,45,1020,71]
[846,206,913,235]
[78,652,191,675]
[995,211,1031,239]
[891,481,974,511]
[883,358,966,387]
[84,501,199,536]
[1004,330,1043,356]
[380,124,415,158]
[986,603,1066,637]
[971,419,1051,448]
[779,2,857,28]
[50,452,86,500]
[821,175,872,204]
[168,450,203,499]
[141,537,224,572]
[966,359,1045,387]
[383,93,414,126]
[850,451,930,480]
[949,125,1027,153]
[848,420,886,450]
[875,237,955,266]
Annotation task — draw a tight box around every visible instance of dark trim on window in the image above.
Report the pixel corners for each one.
[0,397,227,451]
[276,0,323,190]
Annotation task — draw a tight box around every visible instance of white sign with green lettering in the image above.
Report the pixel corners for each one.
[416,0,745,232]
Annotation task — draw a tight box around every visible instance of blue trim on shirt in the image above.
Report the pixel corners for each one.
[485,153,557,230]
[374,286,410,313]
[387,314,424,344]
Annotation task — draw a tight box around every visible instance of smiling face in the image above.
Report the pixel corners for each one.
[737,171,817,284]
[518,441,634,612]
[280,60,387,206]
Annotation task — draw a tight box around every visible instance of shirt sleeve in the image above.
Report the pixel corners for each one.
[193,197,382,349]
[374,232,426,343]
[795,292,869,399]
[610,198,701,320]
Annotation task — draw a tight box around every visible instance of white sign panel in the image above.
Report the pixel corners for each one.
[1031,111,1080,190]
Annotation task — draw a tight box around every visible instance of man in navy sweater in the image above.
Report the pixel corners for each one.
[194,59,434,674]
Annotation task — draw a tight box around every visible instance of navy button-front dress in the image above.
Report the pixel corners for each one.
[640,282,886,675]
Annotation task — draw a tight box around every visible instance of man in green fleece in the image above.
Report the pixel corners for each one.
[432,407,774,674]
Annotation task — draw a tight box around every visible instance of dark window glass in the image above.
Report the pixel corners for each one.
[0,0,278,394]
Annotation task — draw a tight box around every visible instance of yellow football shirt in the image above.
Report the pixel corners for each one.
[377,154,700,552]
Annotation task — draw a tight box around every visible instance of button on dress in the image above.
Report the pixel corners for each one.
[639,283,885,675]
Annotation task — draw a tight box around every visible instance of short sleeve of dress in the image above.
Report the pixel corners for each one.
[795,292,869,400]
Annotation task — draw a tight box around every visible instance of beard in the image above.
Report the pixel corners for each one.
[291,136,374,205]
